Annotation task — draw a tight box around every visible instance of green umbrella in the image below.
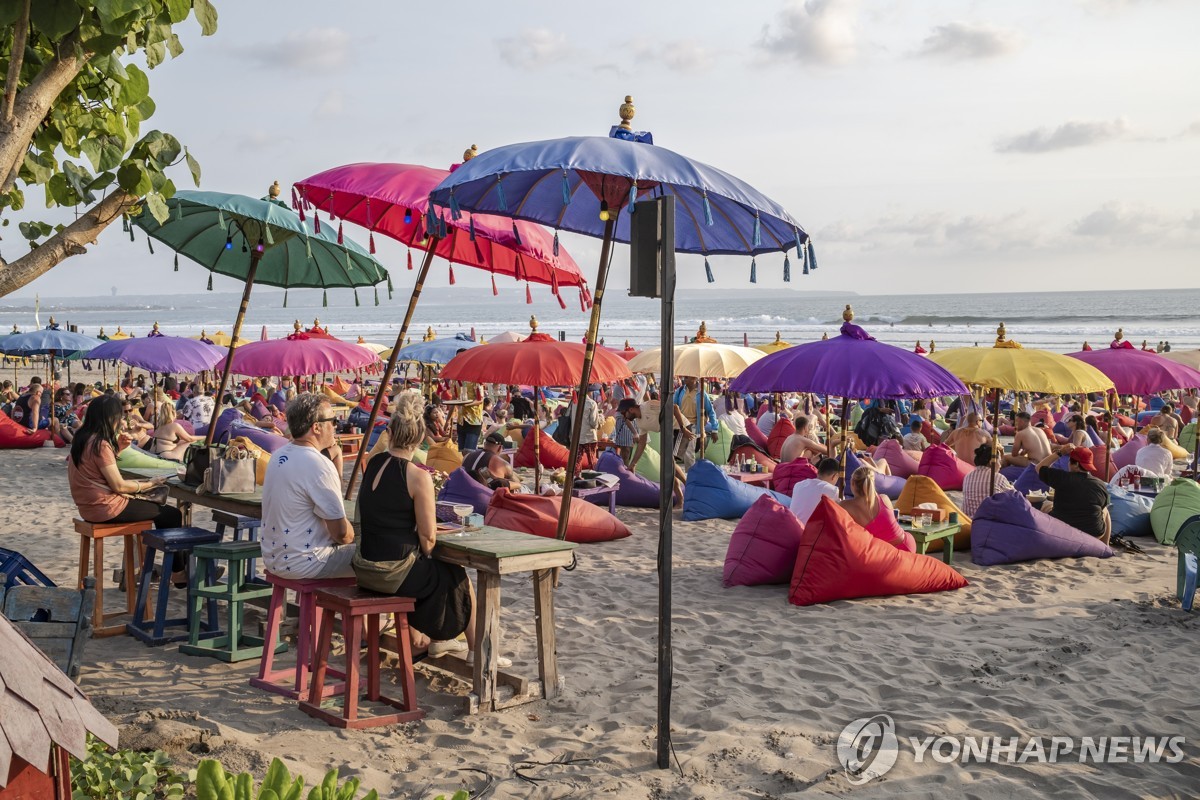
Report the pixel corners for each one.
[132,184,390,445]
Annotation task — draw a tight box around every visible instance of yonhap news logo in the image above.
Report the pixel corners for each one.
[836,715,1186,783]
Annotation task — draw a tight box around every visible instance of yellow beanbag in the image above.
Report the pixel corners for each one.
[896,474,971,551]
[1165,438,1189,460]
[426,441,462,473]
[320,385,354,406]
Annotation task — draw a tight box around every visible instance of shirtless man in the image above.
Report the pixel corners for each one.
[1003,411,1053,467]
[779,415,828,464]
[1150,403,1183,441]
[943,412,990,463]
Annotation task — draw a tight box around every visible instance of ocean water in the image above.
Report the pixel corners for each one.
[4,287,1198,355]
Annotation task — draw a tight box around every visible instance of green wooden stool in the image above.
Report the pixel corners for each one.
[180,541,284,663]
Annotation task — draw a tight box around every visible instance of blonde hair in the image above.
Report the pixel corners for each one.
[387,392,426,450]
[155,403,176,428]
[850,466,877,510]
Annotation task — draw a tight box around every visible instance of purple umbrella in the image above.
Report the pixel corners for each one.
[87,335,227,374]
[230,324,378,377]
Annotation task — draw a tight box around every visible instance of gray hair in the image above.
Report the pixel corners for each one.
[286,392,329,438]
[387,392,426,450]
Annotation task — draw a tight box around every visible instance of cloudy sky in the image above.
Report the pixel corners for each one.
[6,0,1198,299]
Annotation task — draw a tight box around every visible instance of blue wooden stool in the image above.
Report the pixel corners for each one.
[129,527,221,645]
[0,547,56,589]
[212,510,263,581]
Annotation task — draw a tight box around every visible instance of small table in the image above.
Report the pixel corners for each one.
[901,521,962,565]
[338,432,364,458]
[731,471,774,489]
[572,483,617,514]
[430,527,576,714]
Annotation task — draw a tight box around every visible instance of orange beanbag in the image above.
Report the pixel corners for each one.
[0,412,51,448]
[895,475,971,551]
[512,427,596,470]
[766,417,795,460]
[788,497,968,606]
[484,487,630,543]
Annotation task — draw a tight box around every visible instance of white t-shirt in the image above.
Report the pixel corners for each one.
[720,410,748,437]
[260,443,348,579]
[790,478,840,523]
[1134,444,1174,477]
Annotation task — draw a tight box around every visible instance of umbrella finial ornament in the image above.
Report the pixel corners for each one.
[269,181,281,199]
[929,340,936,352]
[463,144,478,162]
[842,304,854,322]
[1115,327,1124,341]
[996,322,1007,342]
[821,332,829,340]
[693,321,717,343]
[98,327,105,336]
[424,326,435,341]
[619,95,635,130]
[775,331,782,344]
[529,315,539,333]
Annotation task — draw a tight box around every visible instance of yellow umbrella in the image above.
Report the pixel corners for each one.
[754,331,792,354]
[927,323,1113,394]
[109,326,131,340]
[355,336,390,355]
[1162,349,1200,371]
[194,329,247,348]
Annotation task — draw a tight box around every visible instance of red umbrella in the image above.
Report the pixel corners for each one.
[304,318,338,340]
[295,157,591,497]
[441,316,631,488]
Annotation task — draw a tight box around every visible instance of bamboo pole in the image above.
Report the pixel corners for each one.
[990,388,1002,494]
[837,396,849,498]
[345,245,438,499]
[205,253,261,447]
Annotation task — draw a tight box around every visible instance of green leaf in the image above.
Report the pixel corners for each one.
[193,0,218,35]
[185,148,201,186]
[47,173,76,206]
[0,0,23,27]
[117,161,152,194]
[163,0,190,23]
[121,63,150,105]
[135,95,156,121]
[145,40,166,68]
[22,152,55,184]
[63,160,97,204]
[94,0,145,27]
[194,761,233,800]
[87,171,116,192]
[144,192,169,223]
[29,0,83,42]
[166,32,184,57]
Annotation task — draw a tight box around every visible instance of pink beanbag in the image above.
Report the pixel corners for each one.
[484,487,630,543]
[0,412,51,448]
[917,444,972,491]
[874,438,920,479]
[724,495,805,587]
[772,459,818,498]
[745,417,770,449]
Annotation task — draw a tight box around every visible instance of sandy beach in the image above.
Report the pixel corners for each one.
[3,442,1196,799]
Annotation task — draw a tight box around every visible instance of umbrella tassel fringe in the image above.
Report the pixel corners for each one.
[807,240,818,270]
[469,216,476,242]
[628,183,636,212]
[525,283,532,304]
[387,274,393,299]
[449,191,462,220]
[750,258,757,284]
[703,192,713,226]
[173,253,179,272]
[322,289,328,307]
[496,177,507,211]
[369,231,375,254]
[449,264,456,285]
[206,273,213,291]
[354,289,360,307]
[374,286,380,306]
[512,221,522,247]
[704,257,714,283]
[553,230,559,257]
[283,289,288,308]
[313,211,321,234]
[561,170,571,206]
[407,249,413,271]
[491,273,498,296]
[556,289,566,310]
[337,222,344,245]
[753,213,762,247]
[783,254,791,282]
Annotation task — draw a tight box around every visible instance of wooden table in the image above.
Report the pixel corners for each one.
[900,520,962,565]
[731,470,774,489]
[337,432,364,458]
[429,527,577,714]
[572,483,617,514]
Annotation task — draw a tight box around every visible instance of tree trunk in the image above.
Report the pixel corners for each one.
[0,189,137,296]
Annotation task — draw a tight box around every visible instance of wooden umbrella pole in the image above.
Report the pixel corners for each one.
[698,378,706,461]
[556,216,617,542]
[205,255,261,447]
[1103,391,1114,477]
[533,386,541,492]
[345,245,438,499]
[837,396,849,499]
[990,388,1001,494]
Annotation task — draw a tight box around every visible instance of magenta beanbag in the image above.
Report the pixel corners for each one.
[970,490,1113,565]
[874,439,920,479]
[437,467,494,515]
[1113,434,1147,470]
[772,459,818,498]
[745,418,770,449]
[596,450,660,508]
[723,495,804,587]
[917,444,972,491]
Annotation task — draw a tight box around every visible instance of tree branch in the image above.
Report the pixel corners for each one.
[0,188,136,297]
[2,0,31,123]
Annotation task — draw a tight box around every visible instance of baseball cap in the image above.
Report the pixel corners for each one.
[1069,447,1094,471]
[484,431,506,446]
[617,398,639,414]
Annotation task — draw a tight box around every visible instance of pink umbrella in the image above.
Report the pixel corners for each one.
[231,323,378,377]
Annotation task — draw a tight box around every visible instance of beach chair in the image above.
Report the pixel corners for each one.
[1177,515,1200,612]
[0,547,56,589]
[0,577,95,680]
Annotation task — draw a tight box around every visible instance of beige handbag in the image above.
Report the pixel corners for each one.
[204,447,256,495]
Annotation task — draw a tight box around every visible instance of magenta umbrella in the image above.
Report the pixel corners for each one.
[230,325,379,377]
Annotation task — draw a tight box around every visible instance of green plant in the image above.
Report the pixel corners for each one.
[194,757,379,800]
[69,734,186,800]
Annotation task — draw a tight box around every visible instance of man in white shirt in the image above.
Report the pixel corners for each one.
[790,458,842,522]
[182,389,216,428]
[260,393,354,579]
[1134,428,1175,477]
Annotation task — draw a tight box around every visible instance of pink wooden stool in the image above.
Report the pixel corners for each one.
[248,572,356,701]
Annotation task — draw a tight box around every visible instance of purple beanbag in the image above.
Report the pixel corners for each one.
[723,495,804,587]
[1012,456,1069,495]
[682,460,789,521]
[250,400,270,420]
[970,490,1113,565]
[437,467,494,515]
[844,450,905,500]
[211,407,242,444]
[874,439,920,479]
[1113,434,1147,470]
[1000,464,1025,483]
[596,450,659,508]
[231,424,288,453]
[917,444,972,491]
[176,419,195,435]
[772,459,818,498]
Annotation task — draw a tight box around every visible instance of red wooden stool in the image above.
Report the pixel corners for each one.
[73,518,153,637]
[248,572,355,701]
[299,587,424,729]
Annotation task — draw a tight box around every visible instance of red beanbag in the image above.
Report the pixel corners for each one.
[513,427,595,470]
[766,417,795,460]
[745,418,770,449]
[1089,445,1116,480]
[484,487,630,543]
[0,412,51,448]
[916,444,972,491]
[874,439,920,479]
[772,459,818,497]
[724,495,804,587]
[789,497,968,606]
[729,445,777,470]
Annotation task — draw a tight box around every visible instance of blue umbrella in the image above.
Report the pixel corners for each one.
[391,332,478,366]
[1,329,103,356]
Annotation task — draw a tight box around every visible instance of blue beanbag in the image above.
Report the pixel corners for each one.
[1109,486,1154,537]
[682,460,789,521]
[596,451,659,508]
[437,467,493,515]
[971,491,1113,566]
[844,451,905,500]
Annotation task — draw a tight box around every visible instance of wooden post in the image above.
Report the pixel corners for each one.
[205,254,261,447]
[837,396,849,498]
[344,244,438,498]
[990,388,1002,494]
[655,215,676,770]
[555,216,617,542]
